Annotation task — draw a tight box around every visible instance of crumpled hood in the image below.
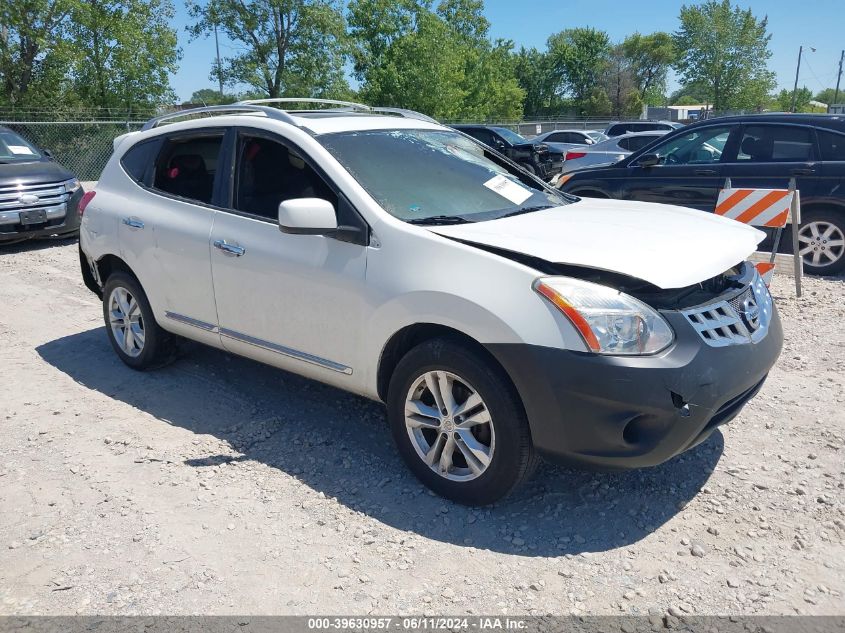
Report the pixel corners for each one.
[431,198,765,289]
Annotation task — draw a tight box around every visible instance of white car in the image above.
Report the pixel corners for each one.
[78,99,783,505]
[557,131,669,175]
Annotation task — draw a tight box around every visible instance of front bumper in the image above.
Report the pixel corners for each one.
[0,188,82,242]
[489,302,783,470]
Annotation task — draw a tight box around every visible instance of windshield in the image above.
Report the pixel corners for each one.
[319,129,570,224]
[492,127,527,145]
[586,131,607,142]
[0,130,42,163]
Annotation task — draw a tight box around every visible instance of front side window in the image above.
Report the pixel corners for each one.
[492,127,527,145]
[818,130,845,161]
[318,129,570,224]
[646,126,731,165]
[233,135,336,220]
[736,125,814,162]
[0,129,42,163]
[152,133,224,204]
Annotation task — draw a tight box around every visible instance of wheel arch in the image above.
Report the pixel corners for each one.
[96,253,140,286]
[376,323,521,406]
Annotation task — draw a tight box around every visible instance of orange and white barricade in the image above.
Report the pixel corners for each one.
[715,178,802,296]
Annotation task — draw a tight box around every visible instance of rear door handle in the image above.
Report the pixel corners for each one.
[694,169,717,176]
[122,217,144,229]
[213,239,245,257]
[790,168,814,176]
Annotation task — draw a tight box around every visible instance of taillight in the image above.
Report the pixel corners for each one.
[78,190,96,217]
[565,151,587,161]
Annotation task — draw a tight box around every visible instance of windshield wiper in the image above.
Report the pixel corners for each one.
[407,215,475,225]
[497,205,554,219]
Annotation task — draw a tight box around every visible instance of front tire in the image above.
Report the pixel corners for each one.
[387,338,536,505]
[797,209,845,275]
[102,272,175,370]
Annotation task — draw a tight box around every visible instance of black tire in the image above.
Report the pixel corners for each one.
[520,162,537,175]
[796,209,845,276]
[386,338,537,505]
[102,272,175,370]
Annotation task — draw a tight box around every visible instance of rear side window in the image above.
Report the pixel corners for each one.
[817,130,845,161]
[120,139,161,185]
[606,124,628,136]
[737,125,815,162]
[152,133,225,205]
[620,135,658,152]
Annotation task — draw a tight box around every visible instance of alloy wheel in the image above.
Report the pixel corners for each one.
[108,286,145,357]
[404,370,495,482]
[798,220,845,269]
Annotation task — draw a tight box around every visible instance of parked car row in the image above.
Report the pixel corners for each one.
[556,113,845,276]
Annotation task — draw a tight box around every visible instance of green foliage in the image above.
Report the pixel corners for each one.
[814,88,842,106]
[775,87,813,113]
[187,0,351,99]
[621,32,674,105]
[547,28,610,114]
[70,0,180,111]
[187,88,239,105]
[513,47,558,116]
[673,0,774,111]
[673,95,701,106]
[348,0,523,120]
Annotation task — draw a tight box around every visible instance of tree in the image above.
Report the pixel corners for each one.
[187,0,350,99]
[673,0,775,111]
[513,47,557,116]
[815,88,841,106]
[69,0,180,111]
[188,88,238,104]
[0,0,75,107]
[348,0,523,119]
[621,32,674,105]
[547,28,611,115]
[775,87,812,112]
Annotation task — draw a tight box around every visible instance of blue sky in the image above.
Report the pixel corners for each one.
[170,0,844,103]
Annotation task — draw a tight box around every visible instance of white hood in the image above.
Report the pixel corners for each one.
[431,198,765,289]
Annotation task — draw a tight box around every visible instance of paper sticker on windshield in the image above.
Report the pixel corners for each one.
[483,175,532,205]
[7,145,35,155]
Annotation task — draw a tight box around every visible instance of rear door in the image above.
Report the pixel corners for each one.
[617,124,736,211]
[117,129,227,347]
[721,123,819,197]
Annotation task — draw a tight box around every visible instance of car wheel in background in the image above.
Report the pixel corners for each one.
[520,163,537,175]
[387,338,537,505]
[797,209,845,276]
[102,272,175,370]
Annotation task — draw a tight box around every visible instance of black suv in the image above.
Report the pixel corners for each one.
[451,125,564,181]
[0,126,83,245]
[560,114,845,275]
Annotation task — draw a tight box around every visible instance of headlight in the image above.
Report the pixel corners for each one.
[534,277,675,355]
[63,178,81,193]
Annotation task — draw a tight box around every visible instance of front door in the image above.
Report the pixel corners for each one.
[619,125,736,211]
[208,129,368,385]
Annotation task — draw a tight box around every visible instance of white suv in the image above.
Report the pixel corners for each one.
[79,99,783,505]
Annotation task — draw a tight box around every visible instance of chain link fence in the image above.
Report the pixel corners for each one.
[2,113,617,182]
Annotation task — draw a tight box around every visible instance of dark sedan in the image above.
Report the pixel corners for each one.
[559,114,845,275]
[451,124,564,181]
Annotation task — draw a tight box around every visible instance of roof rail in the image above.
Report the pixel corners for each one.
[370,107,439,124]
[237,97,372,111]
[141,104,297,131]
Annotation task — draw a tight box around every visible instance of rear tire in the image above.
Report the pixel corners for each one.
[102,272,175,370]
[386,338,537,505]
[796,209,845,276]
[520,162,537,175]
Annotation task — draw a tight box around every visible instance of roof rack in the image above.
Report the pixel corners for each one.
[140,98,439,132]
[141,104,297,131]
[238,97,372,111]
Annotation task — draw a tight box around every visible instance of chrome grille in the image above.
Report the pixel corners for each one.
[0,181,70,226]
[682,273,772,347]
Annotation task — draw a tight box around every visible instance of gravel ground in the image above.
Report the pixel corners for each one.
[0,239,843,617]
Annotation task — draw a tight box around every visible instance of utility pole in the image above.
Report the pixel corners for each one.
[832,50,844,114]
[791,45,803,113]
[214,22,224,100]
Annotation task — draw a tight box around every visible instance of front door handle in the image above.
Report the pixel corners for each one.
[122,217,144,229]
[790,168,814,176]
[694,168,717,176]
[213,239,245,257]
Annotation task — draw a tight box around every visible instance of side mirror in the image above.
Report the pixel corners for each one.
[637,153,660,167]
[278,198,338,235]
